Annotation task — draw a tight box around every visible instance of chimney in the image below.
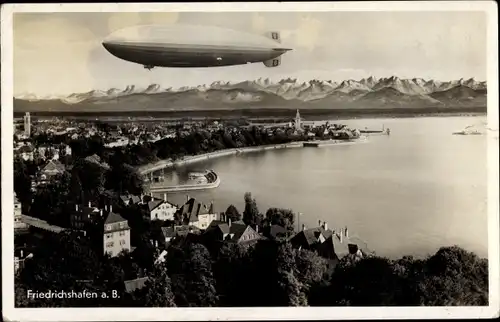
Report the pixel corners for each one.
[164,193,167,202]
[75,204,79,211]
[20,250,24,258]
[345,226,348,238]
[109,205,113,213]
[323,221,328,231]
[150,192,153,198]
[186,194,190,202]
[228,218,232,227]
[302,224,306,231]
[318,219,321,227]
[339,229,343,243]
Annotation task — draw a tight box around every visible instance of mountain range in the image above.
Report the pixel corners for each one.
[14,76,487,112]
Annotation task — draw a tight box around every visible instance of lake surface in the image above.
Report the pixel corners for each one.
[157,116,489,259]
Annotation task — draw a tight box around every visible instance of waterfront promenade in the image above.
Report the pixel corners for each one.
[137,138,364,176]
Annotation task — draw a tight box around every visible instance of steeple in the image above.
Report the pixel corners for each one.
[295,109,302,131]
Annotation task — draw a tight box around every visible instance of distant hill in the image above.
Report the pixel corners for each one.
[13,77,487,113]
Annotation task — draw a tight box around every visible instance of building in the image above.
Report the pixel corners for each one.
[160,225,201,244]
[70,203,102,231]
[290,221,334,251]
[103,207,131,257]
[38,159,66,184]
[119,194,142,207]
[123,277,149,294]
[14,194,29,232]
[294,109,302,131]
[19,214,67,241]
[17,145,34,161]
[204,217,263,245]
[178,197,218,230]
[317,227,370,272]
[24,112,31,137]
[142,193,177,221]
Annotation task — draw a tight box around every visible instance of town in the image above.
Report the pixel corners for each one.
[13,110,488,307]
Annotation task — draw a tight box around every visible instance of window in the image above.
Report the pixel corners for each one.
[120,240,126,246]
[105,224,112,231]
[106,242,114,248]
[106,234,112,239]
[119,222,125,229]
[119,231,126,236]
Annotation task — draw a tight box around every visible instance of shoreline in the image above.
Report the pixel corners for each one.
[138,138,364,176]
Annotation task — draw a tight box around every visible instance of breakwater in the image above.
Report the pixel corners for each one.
[148,170,221,193]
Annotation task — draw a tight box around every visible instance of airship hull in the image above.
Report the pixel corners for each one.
[102,25,291,69]
[103,42,287,68]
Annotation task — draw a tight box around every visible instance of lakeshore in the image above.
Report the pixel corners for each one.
[138,138,365,176]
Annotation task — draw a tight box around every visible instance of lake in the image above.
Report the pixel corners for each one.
[156,116,489,259]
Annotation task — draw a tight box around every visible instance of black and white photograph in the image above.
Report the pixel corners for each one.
[2,2,499,320]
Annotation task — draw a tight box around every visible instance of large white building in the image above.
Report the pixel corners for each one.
[103,208,131,258]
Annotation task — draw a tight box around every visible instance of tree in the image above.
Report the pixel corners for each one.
[225,204,241,221]
[242,192,263,228]
[16,231,107,307]
[265,208,295,233]
[131,265,176,307]
[415,246,488,306]
[213,243,251,306]
[168,243,219,307]
[14,157,33,210]
[106,163,144,195]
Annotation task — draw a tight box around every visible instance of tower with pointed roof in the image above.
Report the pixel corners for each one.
[103,207,131,257]
[294,109,302,131]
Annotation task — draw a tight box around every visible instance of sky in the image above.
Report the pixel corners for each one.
[13,11,487,96]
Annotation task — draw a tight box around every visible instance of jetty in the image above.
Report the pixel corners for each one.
[147,170,220,193]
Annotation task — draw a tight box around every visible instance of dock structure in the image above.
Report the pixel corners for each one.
[148,170,221,193]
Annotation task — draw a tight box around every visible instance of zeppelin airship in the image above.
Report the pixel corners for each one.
[102,24,292,70]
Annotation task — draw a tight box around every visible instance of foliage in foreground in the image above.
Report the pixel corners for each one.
[15,230,488,307]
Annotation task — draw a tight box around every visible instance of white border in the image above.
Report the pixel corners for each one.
[2,1,499,320]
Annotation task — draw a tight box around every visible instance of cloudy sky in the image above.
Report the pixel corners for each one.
[14,11,486,96]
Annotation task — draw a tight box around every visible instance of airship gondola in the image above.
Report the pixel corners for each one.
[102,24,292,70]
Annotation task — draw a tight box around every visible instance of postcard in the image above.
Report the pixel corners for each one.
[1,1,499,321]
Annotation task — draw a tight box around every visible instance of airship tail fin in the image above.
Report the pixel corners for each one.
[265,31,281,43]
[264,56,281,68]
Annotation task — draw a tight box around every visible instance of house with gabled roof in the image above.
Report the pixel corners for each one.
[290,225,330,251]
[317,227,370,262]
[142,193,177,222]
[38,159,65,184]
[204,217,263,245]
[103,206,131,257]
[178,196,218,230]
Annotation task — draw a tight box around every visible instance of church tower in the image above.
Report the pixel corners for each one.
[294,109,302,131]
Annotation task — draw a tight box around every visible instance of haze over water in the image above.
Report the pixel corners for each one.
[160,116,488,258]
